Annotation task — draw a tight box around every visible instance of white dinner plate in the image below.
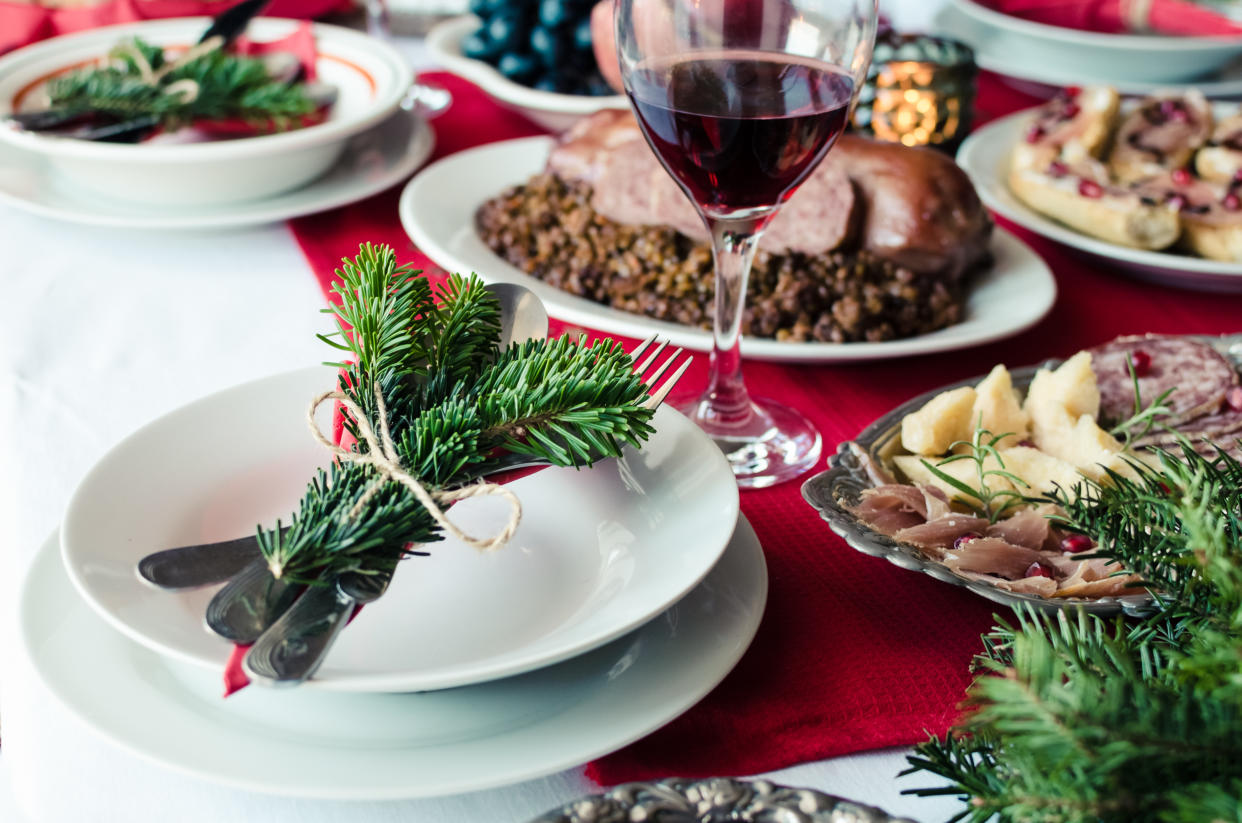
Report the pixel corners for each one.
[26,519,766,798]
[0,108,433,229]
[934,0,1242,97]
[956,107,1242,293]
[399,136,1058,363]
[61,365,739,693]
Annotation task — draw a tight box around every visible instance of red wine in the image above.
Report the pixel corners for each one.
[627,52,853,218]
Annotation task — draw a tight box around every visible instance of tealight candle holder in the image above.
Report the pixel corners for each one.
[852,33,977,152]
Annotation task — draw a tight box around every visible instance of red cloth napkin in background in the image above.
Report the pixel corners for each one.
[0,0,353,55]
[288,70,1242,784]
[978,0,1242,36]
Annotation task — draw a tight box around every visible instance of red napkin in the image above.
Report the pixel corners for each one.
[286,70,1242,783]
[0,0,353,56]
[977,0,1242,36]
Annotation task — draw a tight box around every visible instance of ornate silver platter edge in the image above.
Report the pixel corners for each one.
[528,777,916,823]
[802,334,1242,616]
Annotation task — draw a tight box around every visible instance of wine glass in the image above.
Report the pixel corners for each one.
[615,0,877,487]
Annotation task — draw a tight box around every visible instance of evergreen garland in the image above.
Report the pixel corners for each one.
[904,442,1242,822]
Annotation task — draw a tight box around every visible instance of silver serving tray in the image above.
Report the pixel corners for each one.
[529,778,915,822]
[803,335,1242,616]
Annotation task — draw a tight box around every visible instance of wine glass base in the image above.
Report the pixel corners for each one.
[681,395,823,489]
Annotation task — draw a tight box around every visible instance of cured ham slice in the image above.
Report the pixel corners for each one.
[943,538,1045,580]
[894,516,990,553]
[985,508,1052,550]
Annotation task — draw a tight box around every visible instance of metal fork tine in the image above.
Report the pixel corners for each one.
[628,333,658,363]
[635,339,670,377]
[643,347,684,389]
[644,355,692,410]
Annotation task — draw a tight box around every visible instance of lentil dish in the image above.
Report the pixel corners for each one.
[475,173,977,343]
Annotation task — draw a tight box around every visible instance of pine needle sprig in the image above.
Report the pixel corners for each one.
[920,426,1032,523]
[43,37,318,132]
[904,444,1242,823]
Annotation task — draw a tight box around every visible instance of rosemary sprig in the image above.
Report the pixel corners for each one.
[257,245,656,584]
[920,425,1032,523]
[1109,354,1175,448]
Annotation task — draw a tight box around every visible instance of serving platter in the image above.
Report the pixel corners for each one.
[26,519,766,798]
[60,365,740,693]
[0,107,433,229]
[934,0,1242,97]
[801,361,1158,616]
[956,106,1242,293]
[400,136,1058,364]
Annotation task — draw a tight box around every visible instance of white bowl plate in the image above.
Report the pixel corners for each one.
[0,18,411,205]
[425,16,628,132]
[399,135,1058,363]
[0,108,433,229]
[60,365,740,693]
[939,0,1242,91]
[956,106,1242,292]
[26,520,766,798]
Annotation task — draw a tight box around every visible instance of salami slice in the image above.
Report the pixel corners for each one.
[1137,402,1242,447]
[1089,335,1238,427]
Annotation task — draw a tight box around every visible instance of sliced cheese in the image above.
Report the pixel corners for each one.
[1024,351,1101,455]
[901,386,977,456]
[970,364,1030,449]
[996,445,1086,501]
[893,452,1014,506]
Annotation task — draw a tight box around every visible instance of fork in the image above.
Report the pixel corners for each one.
[139,335,691,601]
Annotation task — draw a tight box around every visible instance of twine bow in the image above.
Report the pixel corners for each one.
[110,36,226,105]
[306,382,522,551]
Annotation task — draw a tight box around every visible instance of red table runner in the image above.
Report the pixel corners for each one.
[289,70,1242,785]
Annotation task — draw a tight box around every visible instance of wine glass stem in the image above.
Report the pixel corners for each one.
[701,215,767,425]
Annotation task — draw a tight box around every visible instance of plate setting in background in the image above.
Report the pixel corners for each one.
[400,136,1057,364]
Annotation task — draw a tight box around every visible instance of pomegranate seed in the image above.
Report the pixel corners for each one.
[1158,481,1172,496]
[1062,102,1081,119]
[1078,179,1104,198]
[1017,439,1036,448]
[1060,534,1094,554]
[1132,349,1152,376]
[1025,562,1052,579]
[1065,85,1082,97]
[1167,193,1188,211]
[1225,193,1241,211]
[1025,124,1045,143]
[1172,168,1192,186]
[1227,386,1242,412]
[953,533,982,550]
[1048,161,1069,178]
[1159,99,1189,122]
[1233,168,1242,183]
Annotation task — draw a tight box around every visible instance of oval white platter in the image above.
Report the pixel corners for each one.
[26,519,766,798]
[60,365,740,693]
[0,108,433,229]
[399,136,1057,364]
[956,107,1242,293]
[935,0,1242,96]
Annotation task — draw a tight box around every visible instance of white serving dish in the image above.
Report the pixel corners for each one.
[947,0,1242,85]
[400,135,1058,364]
[0,18,411,206]
[956,104,1242,292]
[60,365,740,693]
[426,15,628,132]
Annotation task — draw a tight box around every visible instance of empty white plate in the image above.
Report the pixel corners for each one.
[60,365,739,692]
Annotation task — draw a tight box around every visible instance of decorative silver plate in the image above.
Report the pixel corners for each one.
[801,334,1242,615]
[529,778,915,823]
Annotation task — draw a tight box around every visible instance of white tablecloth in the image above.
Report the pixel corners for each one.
[1,5,966,820]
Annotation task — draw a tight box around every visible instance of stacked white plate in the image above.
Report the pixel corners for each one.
[22,365,766,798]
[0,18,436,228]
